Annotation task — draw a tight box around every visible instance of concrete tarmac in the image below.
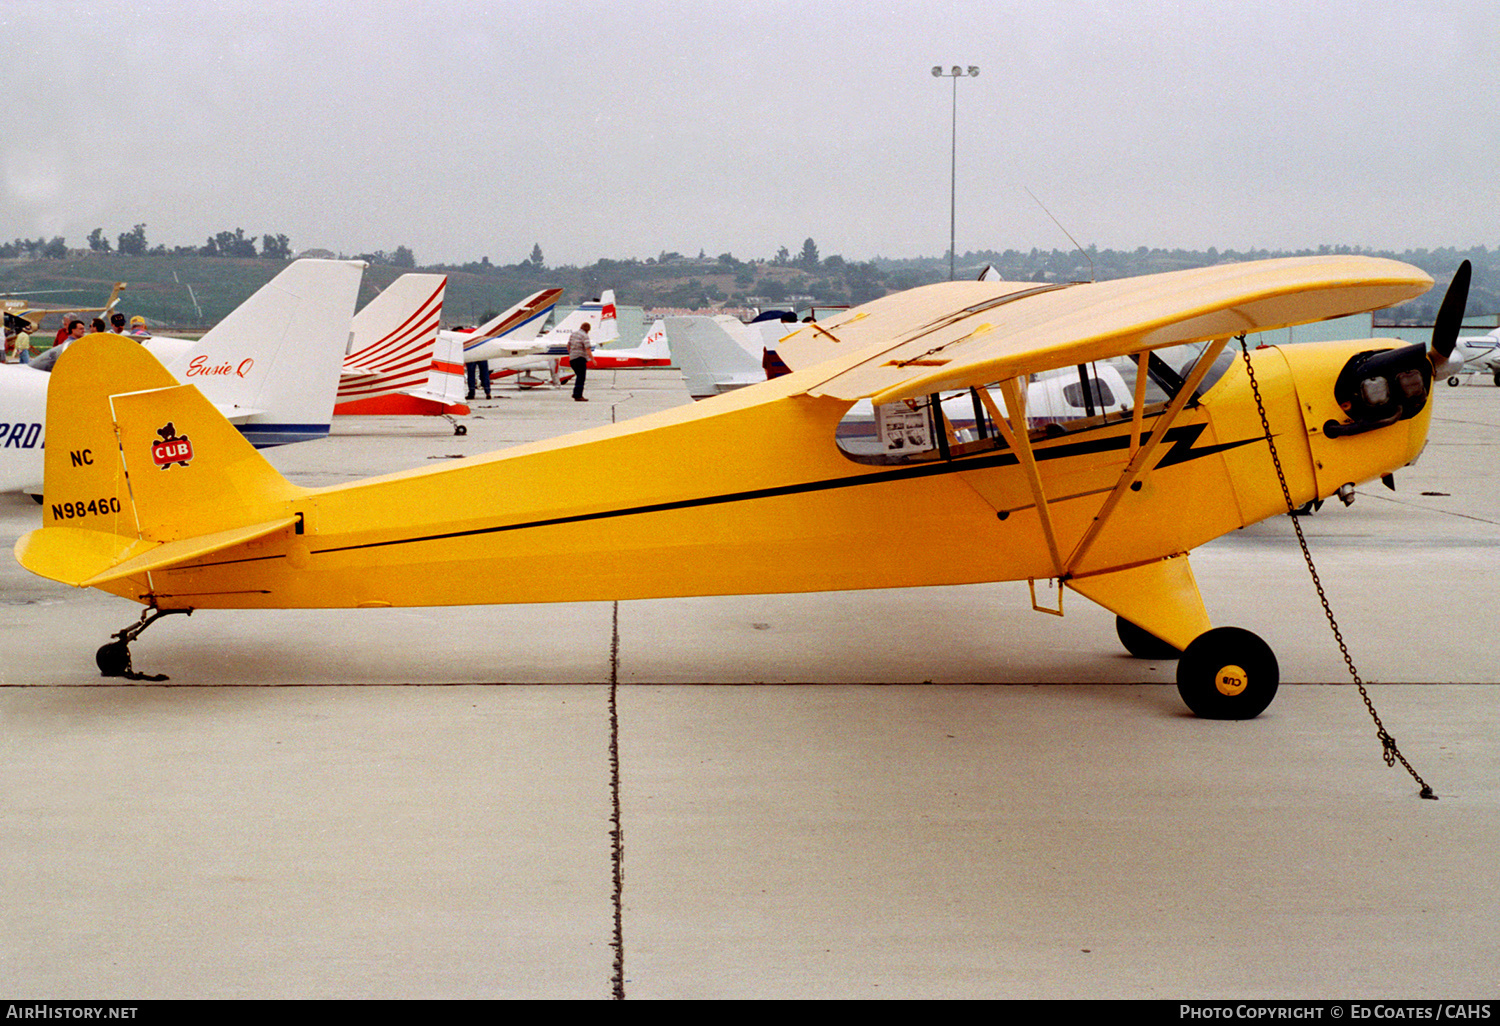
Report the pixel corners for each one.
[2,369,1497,998]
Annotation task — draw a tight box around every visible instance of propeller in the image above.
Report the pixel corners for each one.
[1430,260,1472,369]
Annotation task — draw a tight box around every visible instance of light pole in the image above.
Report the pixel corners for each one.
[932,64,979,280]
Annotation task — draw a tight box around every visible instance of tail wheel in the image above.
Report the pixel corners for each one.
[1176,627,1279,719]
[1115,615,1182,659]
[95,641,130,677]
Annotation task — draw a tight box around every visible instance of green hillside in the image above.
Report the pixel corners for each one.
[3,243,1493,333]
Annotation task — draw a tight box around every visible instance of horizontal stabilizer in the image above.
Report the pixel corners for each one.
[17,517,298,588]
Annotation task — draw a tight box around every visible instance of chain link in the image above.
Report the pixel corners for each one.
[1236,337,1436,799]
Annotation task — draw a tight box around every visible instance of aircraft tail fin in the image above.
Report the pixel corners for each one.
[424,332,470,406]
[596,289,619,345]
[15,335,303,595]
[163,258,365,447]
[664,316,765,399]
[336,273,446,407]
[637,319,670,361]
[547,289,619,346]
[468,286,564,342]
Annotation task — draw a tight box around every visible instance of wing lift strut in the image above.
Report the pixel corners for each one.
[970,340,1227,623]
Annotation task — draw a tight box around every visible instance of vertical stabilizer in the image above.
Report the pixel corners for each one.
[336,274,447,408]
[163,259,365,446]
[16,335,302,594]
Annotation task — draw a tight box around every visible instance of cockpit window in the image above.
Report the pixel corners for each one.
[835,342,1237,466]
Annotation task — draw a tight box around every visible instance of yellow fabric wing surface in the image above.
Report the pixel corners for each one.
[778,256,1433,402]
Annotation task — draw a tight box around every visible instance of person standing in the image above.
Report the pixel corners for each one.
[466,359,491,400]
[568,321,593,402]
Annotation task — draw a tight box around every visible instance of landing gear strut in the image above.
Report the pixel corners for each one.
[1175,626,1279,719]
[96,607,192,681]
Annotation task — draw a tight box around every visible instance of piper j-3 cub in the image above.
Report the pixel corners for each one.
[15,256,1466,717]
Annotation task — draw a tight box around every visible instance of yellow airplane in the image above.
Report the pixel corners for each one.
[14,256,1467,718]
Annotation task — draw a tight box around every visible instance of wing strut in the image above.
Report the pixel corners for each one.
[988,377,1066,578]
[1064,340,1228,574]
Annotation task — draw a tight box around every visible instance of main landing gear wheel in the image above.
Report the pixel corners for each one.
[1448,376,1461,387]
[1115,615,1182,659]
[1176,627,1279,719]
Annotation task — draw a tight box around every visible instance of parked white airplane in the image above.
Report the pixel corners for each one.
[449,288,563,365]
[590,318,671,368]
[1437,329,1500,385]
[334,274,472,431]
[0,259,362,494]
[488,290,621,387]
[335,274,447,408]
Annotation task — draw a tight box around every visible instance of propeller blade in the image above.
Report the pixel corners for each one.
[1431,260,1472,360]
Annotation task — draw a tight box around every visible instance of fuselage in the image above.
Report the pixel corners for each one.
[93,336,1430,612]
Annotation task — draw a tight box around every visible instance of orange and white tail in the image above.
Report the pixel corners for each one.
[335,274,446,409]
[383,332,469,415]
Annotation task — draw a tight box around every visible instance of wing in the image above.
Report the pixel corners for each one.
[777,256,1433,403]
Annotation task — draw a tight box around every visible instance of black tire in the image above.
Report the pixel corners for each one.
[1115,615,1182,659]
[1176,627,1279,719]
[1448,376,1460,387]
[1493,371,1500,387]
[454,424,467,436]
[95,641,130,678]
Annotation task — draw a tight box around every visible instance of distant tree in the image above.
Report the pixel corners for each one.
[117,224,148,256]
[774,245,790,266]
[800,237,820,269]
[757,278,789,302]
[211,228,256,258]
[87,228,112,253]
[261,233,291,260]
[846,262,886,304]
[43,236,68,259]
[392,245,415,268]
[528,242,544,269]
[199,235,219,257]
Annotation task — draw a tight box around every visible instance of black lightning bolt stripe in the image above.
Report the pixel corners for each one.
[305,423,1265,557]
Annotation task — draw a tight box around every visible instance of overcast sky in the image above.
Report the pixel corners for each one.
[4,0,1494,267]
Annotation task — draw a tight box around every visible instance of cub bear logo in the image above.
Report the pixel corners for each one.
[150,422,193,469]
